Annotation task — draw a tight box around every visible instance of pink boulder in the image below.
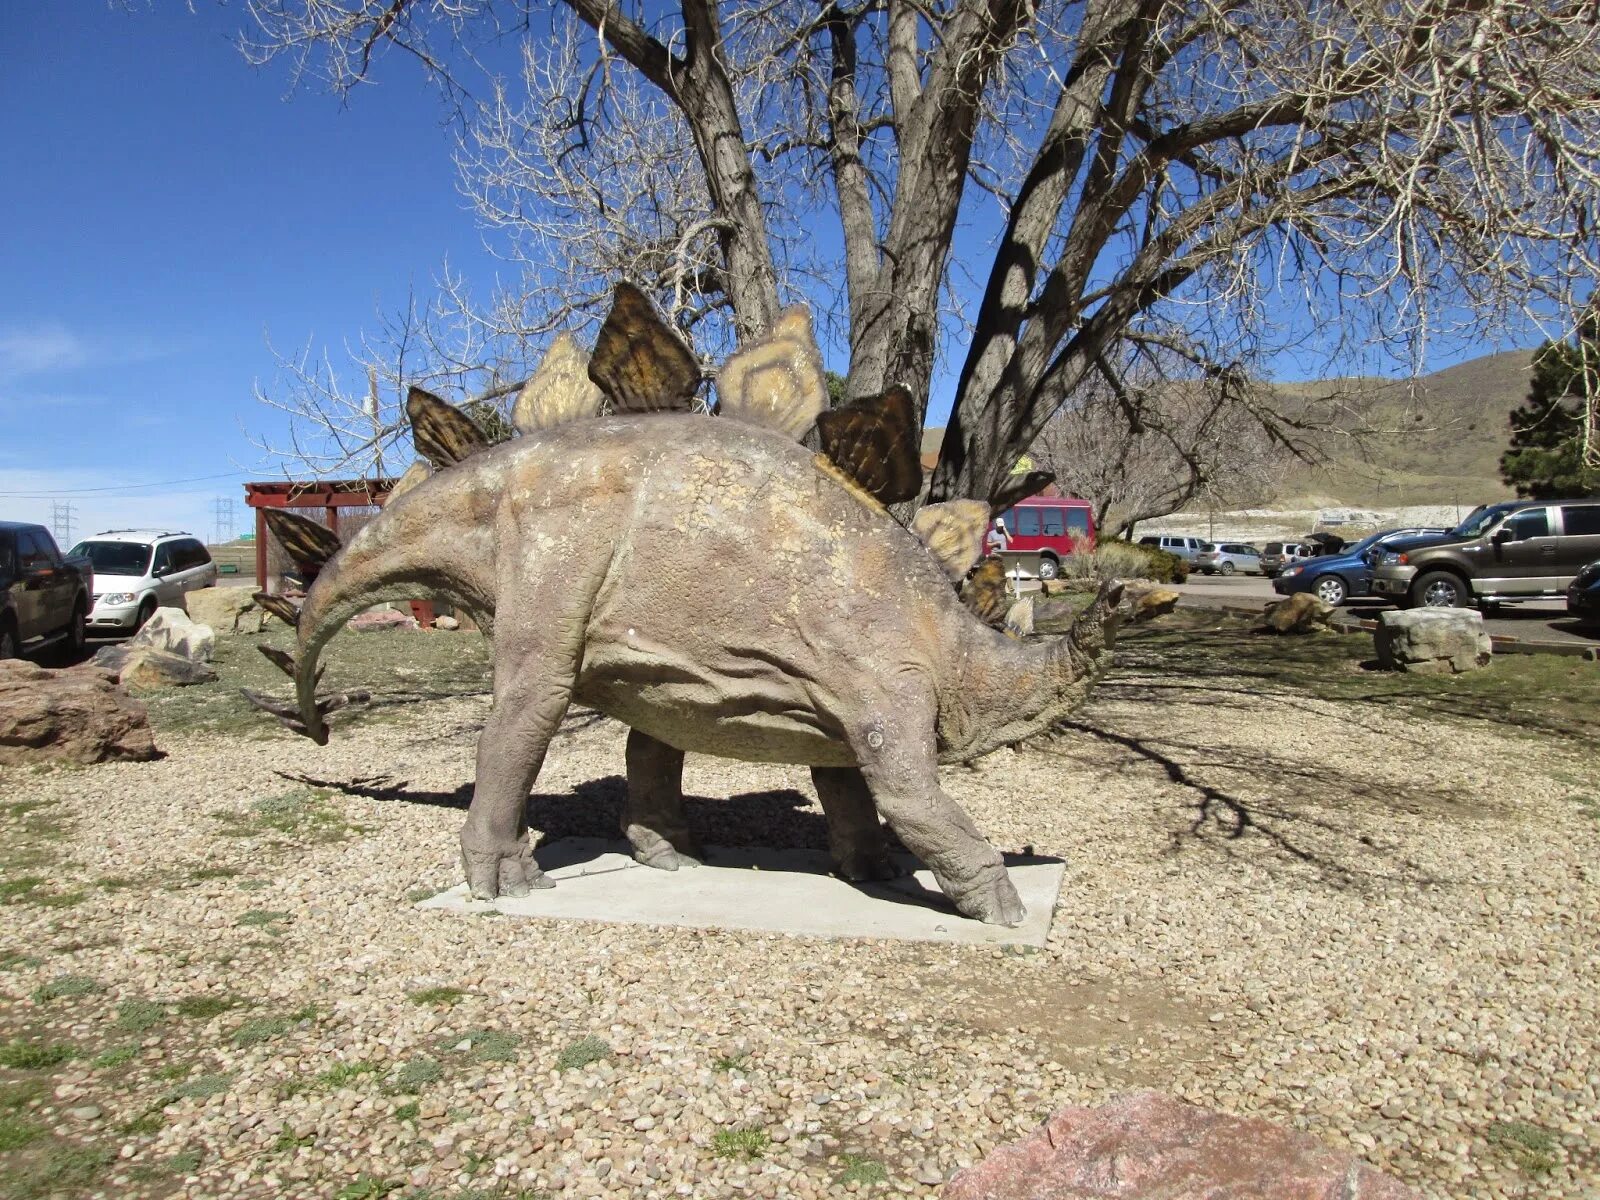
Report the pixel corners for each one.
[348,608,420,632]
[944,1092,1419,1199]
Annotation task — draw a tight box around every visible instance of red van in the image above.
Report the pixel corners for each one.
[988,497,1096,580]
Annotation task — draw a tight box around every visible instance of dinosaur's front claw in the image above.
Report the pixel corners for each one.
[951,864,1026,927]
[461,835,550,900]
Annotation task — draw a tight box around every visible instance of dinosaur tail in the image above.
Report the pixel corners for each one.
[244,469,495,745]
[1056,577,1126,684]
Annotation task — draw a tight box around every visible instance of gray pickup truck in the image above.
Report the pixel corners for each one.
[1,521,94,659]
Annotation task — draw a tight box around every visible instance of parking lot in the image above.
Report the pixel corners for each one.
[1173,572,1598,645]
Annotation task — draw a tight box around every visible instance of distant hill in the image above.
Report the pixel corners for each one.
[922,348,1538,511]
[1275,348,1536,509]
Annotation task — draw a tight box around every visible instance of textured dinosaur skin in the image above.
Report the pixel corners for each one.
[291,414,1119,925]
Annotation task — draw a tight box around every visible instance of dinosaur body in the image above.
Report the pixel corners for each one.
[256,288,1120,926]
[291,416,1118,924]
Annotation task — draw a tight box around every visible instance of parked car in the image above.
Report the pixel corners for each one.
[1272,528,1446,606]
[69,530,218,634]
[1193,542,1263,576]
[0,521,93,659]
[1569,558,1600,627]
[1371,499,1600,608]
[1258,541,1318,578]
[1136,534,1207,563]
[989,497,1096,580]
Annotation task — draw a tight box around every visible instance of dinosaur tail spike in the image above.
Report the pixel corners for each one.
[253,591,303,629]
[257,644,326,688]
[262,509,343,576]
[242,687,369,742]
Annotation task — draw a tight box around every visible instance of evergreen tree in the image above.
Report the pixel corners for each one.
[1500,323,1600,499]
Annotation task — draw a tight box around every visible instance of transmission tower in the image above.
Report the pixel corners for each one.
[211,497,236,544]
[49,501,76,547]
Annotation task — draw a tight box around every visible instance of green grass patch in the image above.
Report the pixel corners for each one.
[391,1057,443,1093]
[140,624,490,739]
[712,1052,750,1072]
[711,1127,769,1161]
[176,994,238,1020]
[115,998,165,1033]
[0,1114,42,1151]
[236,908,292,931]
[95,874,142,891]
[407,985,466,1007]
[191,865,242,881]
[170,1073,232,1101]
[231,1015,296,1047]
[213,788,363,845]
[556,1035,610,1071]
[1120,611,1600,744]
[404,886,439,903]
[0,876,47,902]
[0,1039,76,1069]
[0,950,43,970]
[1,1142,112,1198]
[91,1045,139,1069]
[312,1060,380,1091]
[839,1153,889,1185]
[442,1029,519,1063]
[392,1100,420,1122]
[32,974,99,1003]
[336,1175,400,1198]
[25,889,85,909]
[1486,1120,1559,1176]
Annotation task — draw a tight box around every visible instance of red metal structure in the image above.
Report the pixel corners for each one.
[241,479,435,626]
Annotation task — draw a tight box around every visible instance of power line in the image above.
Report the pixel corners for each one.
[0,470,252,498]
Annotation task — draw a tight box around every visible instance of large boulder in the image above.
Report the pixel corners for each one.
[1262,592,1335,635]
[0,661,159,765]
[130,607,215,662]
[91,645,218,689]
[944,1091,1420,1200]
[185,586,264,634]
[1123,583,1181,624]
[349,607,420,633]
[1375,608,1491,674]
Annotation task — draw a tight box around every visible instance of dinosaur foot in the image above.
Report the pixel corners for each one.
[832,846,902,883]
[624,825,703,872]
[461,839,553,900]
[948,862,1026,927]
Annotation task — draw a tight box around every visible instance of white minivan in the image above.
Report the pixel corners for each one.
[70,530,218,634]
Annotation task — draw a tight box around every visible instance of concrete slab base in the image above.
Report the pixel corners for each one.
[416,838,1065,946]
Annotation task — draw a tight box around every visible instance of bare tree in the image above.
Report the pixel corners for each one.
[239,0,1600,496]
[1028,348,1288,537]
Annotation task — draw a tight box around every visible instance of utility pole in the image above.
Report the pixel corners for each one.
[211,497,236,544]
[49,500,76,547]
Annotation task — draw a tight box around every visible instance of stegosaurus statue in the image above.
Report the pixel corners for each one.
[248,285,1122,926]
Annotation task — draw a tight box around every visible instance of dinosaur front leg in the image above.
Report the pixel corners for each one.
[811,766,897,882]
[460,668,575,900]
[622,728,703,870]
[851,707,1024,926]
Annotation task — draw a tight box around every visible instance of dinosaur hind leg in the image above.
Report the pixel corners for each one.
[622,728,703,871]
[811,766,898,882]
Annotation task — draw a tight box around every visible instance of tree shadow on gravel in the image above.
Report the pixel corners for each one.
[1053,721,1450,893]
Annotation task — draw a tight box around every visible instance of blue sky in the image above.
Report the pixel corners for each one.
[0,3,496,543]
[0,5,1543,547]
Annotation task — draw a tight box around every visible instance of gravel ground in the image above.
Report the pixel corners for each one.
[1,626,1597,1199]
